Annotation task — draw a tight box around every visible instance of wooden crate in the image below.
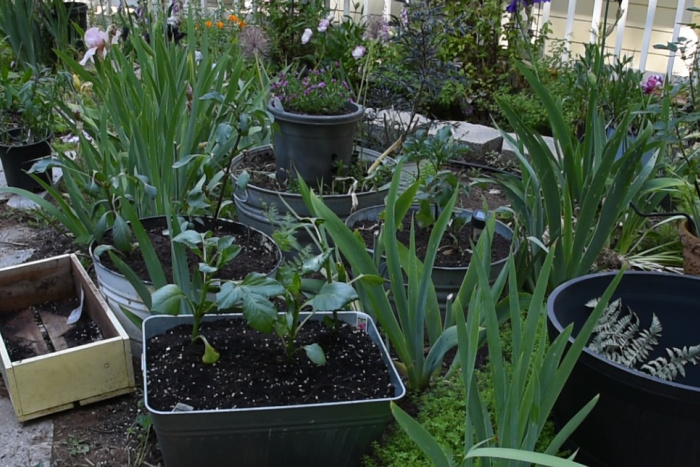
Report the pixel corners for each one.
[0,254,135,422]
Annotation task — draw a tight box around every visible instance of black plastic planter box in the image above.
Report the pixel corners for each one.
[547,272,700,467]
[143,311,405,467]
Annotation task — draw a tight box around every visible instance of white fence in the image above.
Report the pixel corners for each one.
[536,0,698,76]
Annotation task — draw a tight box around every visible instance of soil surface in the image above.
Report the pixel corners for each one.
[352,214,513,268]
[0,296,102,361]
[97,218,280,283]
[145,319,395,412]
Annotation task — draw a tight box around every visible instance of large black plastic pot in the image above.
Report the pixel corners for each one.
[143,311,406,467]
[345,204,516,306]
[0,129,53,192]
[91,217,282,355]
[49,2,88,50]
[232,145,393,250]
[547,272,700,467]
[268,100,364,185]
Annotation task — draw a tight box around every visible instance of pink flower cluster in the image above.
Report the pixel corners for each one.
[642,75,664,94]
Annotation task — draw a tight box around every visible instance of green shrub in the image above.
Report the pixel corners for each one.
[489,89,551,135]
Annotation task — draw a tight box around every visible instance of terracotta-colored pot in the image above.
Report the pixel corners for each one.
[679,219,700,275]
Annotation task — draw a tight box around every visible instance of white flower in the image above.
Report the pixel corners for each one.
[301,28,313,45]
[194,50,203,63]
[352,45,366,60]
[79,26,119,66]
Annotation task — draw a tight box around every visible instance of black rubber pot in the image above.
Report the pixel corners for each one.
[547,272,700,467]
[345,204,517,309]
[0,130,53,192]
[232,145,393,255]
[48,1,88,51]
[268,100,365,186]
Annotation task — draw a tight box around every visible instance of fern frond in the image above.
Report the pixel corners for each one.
[619,314,662,367]
[641,344,700,381]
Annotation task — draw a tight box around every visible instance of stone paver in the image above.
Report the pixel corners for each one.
[0,156,56,466]
[0,399,53,467]
[430,121,503,157]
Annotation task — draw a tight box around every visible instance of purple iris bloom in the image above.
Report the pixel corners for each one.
[506,0,551,14]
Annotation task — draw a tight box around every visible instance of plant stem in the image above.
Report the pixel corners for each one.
[285,293,301,362]
[212,132,242,225]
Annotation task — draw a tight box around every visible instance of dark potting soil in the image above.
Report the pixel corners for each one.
[234,147,392,193]
[352,215,512,268]
[145,319,395,412]
[0,297,103,361]
[97,221,279,283]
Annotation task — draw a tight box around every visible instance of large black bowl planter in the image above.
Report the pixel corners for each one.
[143,311,406,467]
[345,204,516,305]
[91,217,282,354]
[232,145,393,248]
[547,272,700,467]
[268,100,365,185]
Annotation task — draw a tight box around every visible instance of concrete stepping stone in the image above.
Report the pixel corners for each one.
[0,398,53,467]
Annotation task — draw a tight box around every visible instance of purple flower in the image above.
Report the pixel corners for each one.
[352,45,366,59]
[642,75,664,94]
[506,0,551,14]
[364,16,389,41]
[318,14,333,32]
[400,7,408,26]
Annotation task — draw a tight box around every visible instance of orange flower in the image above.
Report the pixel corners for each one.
[205,20,212,28]
[217,21,224,29]
[239,21,245,28]
[229,14,238,22]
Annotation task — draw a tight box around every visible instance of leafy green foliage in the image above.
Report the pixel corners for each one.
[367,1,468,128]
[0,17,269,264]
[0,65,66,143]
[440,0,549,122]
[302,160,512,392]
[252,0,327,66]
[390,247,626,466]
[493,60,665,292]
[0,0,50,68]
[401,126,470,238]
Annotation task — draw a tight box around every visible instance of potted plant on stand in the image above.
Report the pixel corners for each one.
[232,11,399,252]
[141,220,405,467]
[0,66,58,191]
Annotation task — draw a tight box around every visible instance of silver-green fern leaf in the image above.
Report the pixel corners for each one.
[585,298,698,382]
[641,345,700,381]
[619,314,662,367]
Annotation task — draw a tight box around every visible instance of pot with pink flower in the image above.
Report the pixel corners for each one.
[267,14,367,187]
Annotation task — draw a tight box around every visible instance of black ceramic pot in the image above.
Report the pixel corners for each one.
[547,271,700,467]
